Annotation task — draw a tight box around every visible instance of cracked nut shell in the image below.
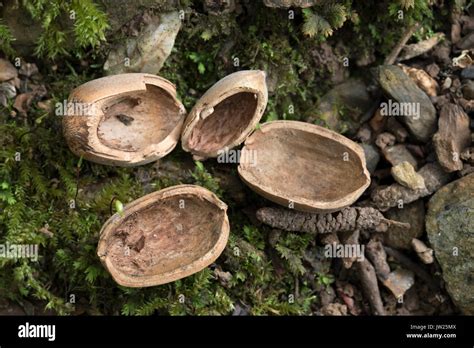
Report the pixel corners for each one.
[63,73,186,166]
[238,120,371,213]
[97,185,229,287]
[181,70,268,159]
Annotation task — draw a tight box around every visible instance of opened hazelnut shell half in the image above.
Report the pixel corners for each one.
[238,121,371,213]
[181,70,268,159]
[97,185,229,287]
[63,73,186,166]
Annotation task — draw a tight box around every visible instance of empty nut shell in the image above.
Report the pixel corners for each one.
[238,120,371,213]
[181,70,268,159]
[63,73,186,166]
[97,185,229,287]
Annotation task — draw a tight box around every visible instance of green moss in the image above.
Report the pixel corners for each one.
[0,19,16,57]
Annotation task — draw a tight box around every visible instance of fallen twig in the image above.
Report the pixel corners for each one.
[384,22,420,65]
[365,239,391,279]
[356,258,386,315]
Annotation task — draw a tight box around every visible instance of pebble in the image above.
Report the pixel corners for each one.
[462,80,474,100]
[0,59,17,82]
[391,161,426,190]
[411,238,434,264]
[382,144,418,169]
[460,66,474,80]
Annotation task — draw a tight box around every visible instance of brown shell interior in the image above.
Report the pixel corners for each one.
[242,127,367,202]
[105,194,225,277]
[97,84,182,152]
[187,92,258,154]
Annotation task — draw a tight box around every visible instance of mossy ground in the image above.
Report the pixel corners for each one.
[0,0,453,315]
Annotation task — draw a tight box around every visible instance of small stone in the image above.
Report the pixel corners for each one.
[426,174,474,314]
[457,31,474,50]
[321,302,348,316]
[411,238,434,264]
[391,161,426,190]
[18,62,38,77]
[431,94,451,108]
[461,66,474,80]
[355,124,372,143]
[382,268,415,299]
[462,80,474,100]
[386,118,409,143]
[460,164,474,177]
[0,59,17,82]
[319,286,336,307]
[384,201,425,250]
[451,20,462,44]
[433,103,471,172]
[426,63,440,78]
[369,108,386,133]
[375,132,395,150]
[442,77,452,90]
[432,40,452,66]
[309,79,373,135]
[361,144,380,174]
[382,144,418,169]
[461,147,474,165]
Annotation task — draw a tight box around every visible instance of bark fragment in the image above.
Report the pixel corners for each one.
[433,103,471,172]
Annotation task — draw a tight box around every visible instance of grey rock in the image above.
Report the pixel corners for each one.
[384,200,425,250]
[0,59,17,82]
[426,174,474,314]
[310,79,374,135]
[457,31,474,50]
[376,65,437,142]
[104,11,181,75]
[461,67,474,80]
[382,144,418,169]
[462,80,474,100]
[361,143,380,174]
